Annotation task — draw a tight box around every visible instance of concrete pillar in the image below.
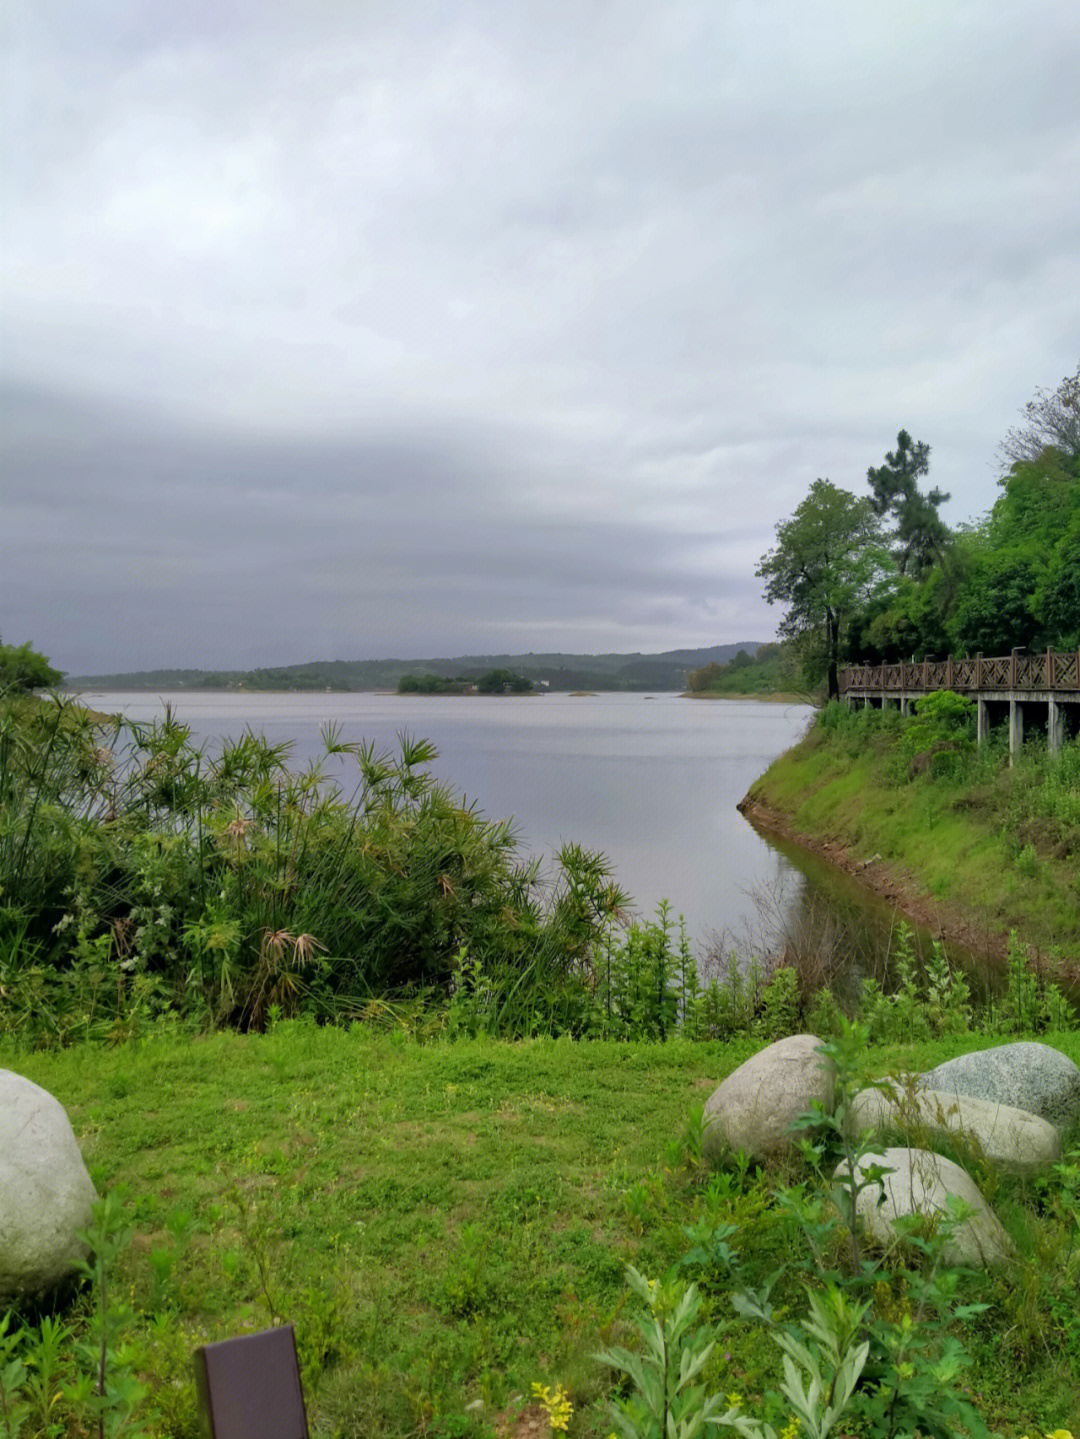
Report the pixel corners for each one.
[1009,698,1024,764]
[900,696,910,716]
[977,697,989,747]
[1049,696,1064,757]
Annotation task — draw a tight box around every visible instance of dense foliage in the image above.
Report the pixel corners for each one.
[0,696,635,1041]
[685,643,809,698]
[397,672,471,693]
[0,639,63,693]
[758,364,1080,683]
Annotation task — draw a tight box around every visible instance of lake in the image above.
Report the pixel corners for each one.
[77,689,947,977]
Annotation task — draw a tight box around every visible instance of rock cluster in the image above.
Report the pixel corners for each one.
[0,1070,97,1303]
[919,1042,1080,1135]
[702,1037,1080,1270]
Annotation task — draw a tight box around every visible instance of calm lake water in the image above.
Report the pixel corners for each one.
[79,689,963,978]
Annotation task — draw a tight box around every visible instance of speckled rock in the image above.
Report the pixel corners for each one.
[0,1071,97,1303]
[834,1146,1014,1270]
[703,1034,834,1161]
[920,1043,1080,1137]
[848,1084,1061,1173]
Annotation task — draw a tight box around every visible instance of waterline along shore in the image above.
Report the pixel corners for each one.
[739,705,1080,985]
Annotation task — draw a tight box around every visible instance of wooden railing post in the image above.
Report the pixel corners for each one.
[1010,648,1018,689]
[976,652,982,689]
[1047,648,1055,690]
[946,655,953,688]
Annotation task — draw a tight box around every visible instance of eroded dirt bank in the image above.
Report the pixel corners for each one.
[737,792,1015,968]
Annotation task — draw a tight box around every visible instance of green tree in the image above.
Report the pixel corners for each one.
[0,638,63,693]
[756,480,885,701]
[866,430,951,577]
[477,668,532,695]
[685,661,722,693]
[950,443,1080,654]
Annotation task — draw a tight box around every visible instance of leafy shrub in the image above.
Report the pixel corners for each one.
[890,690,975,782]
[0,699,630,1038]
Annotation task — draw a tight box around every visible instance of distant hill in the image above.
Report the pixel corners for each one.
[69,643,768,693]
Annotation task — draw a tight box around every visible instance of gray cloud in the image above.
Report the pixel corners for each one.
[3,1,1079,673]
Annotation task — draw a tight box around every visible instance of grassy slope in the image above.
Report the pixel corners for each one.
[745,720,1080,957]
[5,1026,1080,1436]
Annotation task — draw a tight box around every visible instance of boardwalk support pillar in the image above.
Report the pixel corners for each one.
[1049,696,1065,757]
[1009,698,1024,764]
[977,697,989,748]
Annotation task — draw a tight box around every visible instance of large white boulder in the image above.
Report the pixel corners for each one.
[849,1084,1062,1173]
[704,1034,834,1161]
[0,1071,97,1303]
[833,1146,1014,1270]
[919,1043,1080,1137]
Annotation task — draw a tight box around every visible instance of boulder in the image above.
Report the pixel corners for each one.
[920,1042,1080,1137]
[848,1083,1061,1173]
[704,1034,834,1161]
[833,1146,1014,1269]
[0,1071,97,1303]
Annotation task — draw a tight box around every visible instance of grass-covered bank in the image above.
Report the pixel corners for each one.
[4,1024,1080,1437]
[742,699,1080,970]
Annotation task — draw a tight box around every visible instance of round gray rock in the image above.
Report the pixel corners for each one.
[848,1084,1061,1173]
[919,1042,1080,1137]
[704,1034,834,1161]
[0,1070,97,1303]
[834,1146,1014,1270]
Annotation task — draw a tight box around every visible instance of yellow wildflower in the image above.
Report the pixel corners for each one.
[780,1420,800,1439]
[726,1392,743,1409]
[531,1382,574,1433]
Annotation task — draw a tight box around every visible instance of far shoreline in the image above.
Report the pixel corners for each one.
[680,690,818,705]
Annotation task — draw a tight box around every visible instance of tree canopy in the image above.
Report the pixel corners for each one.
[756,479,884,700]
[756,363,1080,688]
[866,430,951,577]
[0,639,64,693]
[477,668,533,695]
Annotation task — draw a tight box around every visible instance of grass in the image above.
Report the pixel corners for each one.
[4,1024,1080,1436]
[746,707,1080,958]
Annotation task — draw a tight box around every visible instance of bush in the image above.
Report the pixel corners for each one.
[0,699,629,1040]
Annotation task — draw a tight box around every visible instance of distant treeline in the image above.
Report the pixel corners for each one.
[685,642,810,698]
[68,642,765,693]
[399,668,534,695]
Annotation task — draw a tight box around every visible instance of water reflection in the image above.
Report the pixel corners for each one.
[743,825,1031,1010]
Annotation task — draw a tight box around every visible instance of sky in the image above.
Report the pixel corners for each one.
[3,1,1079,675]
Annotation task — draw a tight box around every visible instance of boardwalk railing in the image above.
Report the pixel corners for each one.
[840,649,1080,697]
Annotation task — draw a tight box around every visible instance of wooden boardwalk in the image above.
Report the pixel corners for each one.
[839,649,1080,755]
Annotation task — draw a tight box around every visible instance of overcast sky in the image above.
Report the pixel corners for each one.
[3,1,1078,674]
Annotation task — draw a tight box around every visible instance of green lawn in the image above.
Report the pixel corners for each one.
[5,1025,1080,1436]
